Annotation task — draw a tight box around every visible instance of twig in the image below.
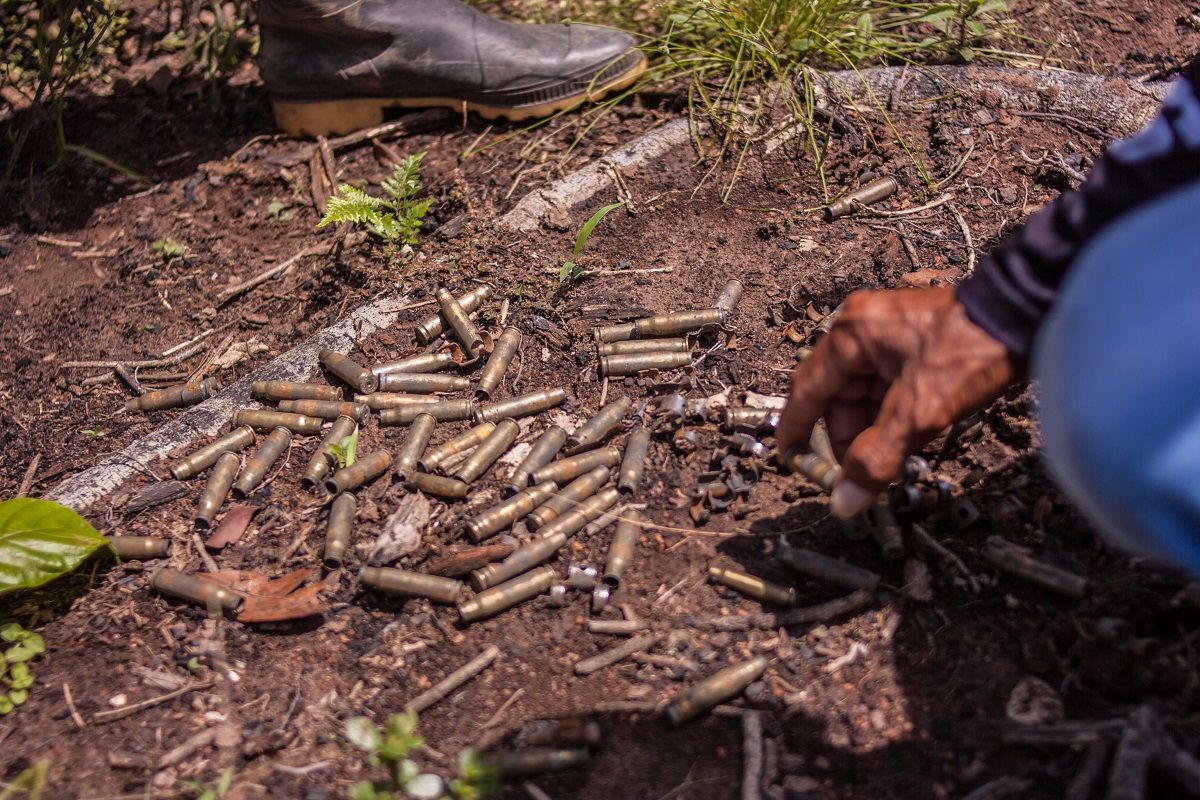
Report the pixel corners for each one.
[682,589,874,631]
[1014,110,1108,140]
[574,633,659,676]
[161,328,216,358]
[483,688,525,729]
[896,224,920,270]
[63,682,86,728]
[93,681,213,723]
[272,761,333,776]
[62,339,208,370]
[192,532,220,573]
[854,193,952,218]
[741,712,764,800]
[157,726,218,768]
[113,364,144,395]
[218,246,326,307]
[948,203,976,273]
[17,453,41,497]
[1107,712,1154,800]
[405,645,500,713]
[523,783,553,800]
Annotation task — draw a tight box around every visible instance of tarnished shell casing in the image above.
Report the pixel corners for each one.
[618,427,650,494]
[454,418,519,483]
[355,393,443,411]
[470,531,567,591]
[457,565,555,623]
[408,472,469,500]
[278,399,368,422]
[665,656,768,725]
[483,748,590,778]
[301,415,357,489]
[394,413,437,480]
[319,348,378,394]
[436,287,485,360]
[195,452,240,529]
[232,426,292,498]
[714,278,745,313]
[633,309,725,337]
[170,426,255,480]
[824,176,898,221]
[599,351,691,377]
[324,450,392,495]
[526,466,610,531]
[252,380,341,402]
[782,447,840,494]
[361,566,464,605]
[867,496,905,561]
[776,542,880,591]
[723,407,780,433]
[377,372,472,394]
[323,492,356,568]
[565,397,630,454]
[476,388,568,423]
[532,487,620,541]
[415,285,492,344]
[476,326,521,399]
[593,322,637,343]
[108,536,171,560]
[530,446,622,486]
[603,509,640,588]
[504,425,567,496]
[597,338,688,356]
[232,409,322,435]
[465,481,559,543]
[379,399,475,426]
[125,377,218,413]
[371,351,455,377]
[151,568,243,614]
[708,565,796,606]
[419,423,496,472]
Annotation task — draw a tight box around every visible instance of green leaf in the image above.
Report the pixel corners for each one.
[9,663,33,690]
[349,780,379,800]
[0,694,13,715]
[216,767,234,796]
[571,202,625,261]
[0,623,22,642]
[345,716,383,752]
[7,689,26,706]
[0,498,111,595]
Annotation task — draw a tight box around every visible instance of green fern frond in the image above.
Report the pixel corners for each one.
[381,152,427,205]
[318,184,387,228]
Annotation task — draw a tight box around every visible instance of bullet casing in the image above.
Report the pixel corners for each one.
[476,388,568,423]
[436,287,485,360]
[597,338,689,356]
[408,472,469,500]
[982,536,1088,599]
[466,481,560,543]
[783,448,840,494]
[195,452,240,529]
[415,285,492,344]
[371,351,455,377]
[603,509,640,588]
[233,408,323,435]
[301,415,357,489]
[568,565,597,591]
[325,450,392,495]
[394,413,437,479]
[593,322,637,343]
[776,543,880,592]
[458,565,556,623]
[824,176,899,221]
[323,492,356,568]
[600,351,691,377]
[483,748,590,778]
[566,397,630,454]
[709,565,796,606]
[419,423,497,471]
[526,466,610,531]
[476,326,521,398]
[723,407,780,433]
[618,427,650,494]
[715,278,745,313]
[377,372,472,394]
[531,446,622,486]
[252,380,341,402]
[151,568,244,614]
[170,426,256,480]
[319,348,378,394]
[634,309,726,337]
[665,656,768,725]
[504,425,567,495]
[232,426,292,498]
[278,398,369,422]
[108,536,170,560]
[455,418,519,483]
[533,487,621,542]
[125,377,217,413]
[867,497,905,561]
[355,393,443,411]
[470,531,567,590]
[380,399,475,426]
[361,566,465,605]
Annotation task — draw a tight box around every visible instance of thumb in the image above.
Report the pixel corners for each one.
[831,401,915,519]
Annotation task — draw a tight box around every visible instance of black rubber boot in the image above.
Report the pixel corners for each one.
[259,0,647,136]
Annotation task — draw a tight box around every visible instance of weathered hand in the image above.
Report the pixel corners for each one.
[777,286,1021,517]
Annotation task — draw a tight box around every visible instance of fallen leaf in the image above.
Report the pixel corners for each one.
[215,338,269,370]
[369,492,431,565]
[205,505,258,551]
[200,568,327,623]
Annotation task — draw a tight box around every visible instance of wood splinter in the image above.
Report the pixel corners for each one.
[405,645,500,713]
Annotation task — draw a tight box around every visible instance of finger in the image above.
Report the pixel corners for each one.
[776,329,861,457]
[831,380,924,517]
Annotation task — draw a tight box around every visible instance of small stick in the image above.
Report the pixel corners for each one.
[574,633,659,676]
[587,619,646,635]
[1066,738,1114,800]
[317,135,338,192]
[62,339,208,370]
[741,712,764,800]
[406,645,500,713]
[93,680,213,723]
[114,364,144,395]
[309,149,330,215]
[17,453,41,497]
[218,245,325,307]
[524,783,553,800]
[63,682,86,728]
[483,688,525,729]
[897,223,921,269]
[1002,719,1125,746]
[854,193,952,219]
[948,203,976,274]
[682,589,873,631]
[157,726,219,768]
[192,532,220,573]
[1107,711,1155,800]
[161,327,216,358]
[632,653,698,673]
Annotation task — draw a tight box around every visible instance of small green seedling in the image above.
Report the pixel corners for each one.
[0,759,48,800]
[559,201,624,283]
[266,200,292,221]
[152,237,186,261]
[0,623,45,715]
[319,153,433,245]
[327,429,359,470]
[182,767,234,800]
[81,426,105,439]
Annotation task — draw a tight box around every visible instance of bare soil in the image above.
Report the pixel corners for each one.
[2,3,1199,800]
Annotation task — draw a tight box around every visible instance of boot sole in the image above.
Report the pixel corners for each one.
[273,54,648,138]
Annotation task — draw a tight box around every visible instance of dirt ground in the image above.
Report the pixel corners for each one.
[2,2,1200,799]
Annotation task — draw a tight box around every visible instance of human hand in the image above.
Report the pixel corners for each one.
[777,286,1021,517]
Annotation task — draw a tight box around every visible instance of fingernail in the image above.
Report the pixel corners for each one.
[830,481,873,519]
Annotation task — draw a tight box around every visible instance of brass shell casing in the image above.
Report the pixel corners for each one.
[319,348,378,394]
[483,748,590,779]
[394,413,437,479]
[982,536,1088,599]
[782,447,840,494]
[125,377,218,413]
[454,418,519,483]
[617,426,650,494]
[532,487,620,542]
[371,351,455,377]
[361,566,464,605]
[232,426,292,498]
[715,278,745,313]
[476,326,522,398]
[380,399,476,426]
[457,565,555,623]
[824,176,898,221]
[377,372,472,394]
[408,472,469,500]
[708,565,796,606]
[470,531,567,591]
[301,415,357,489]
[415,285,492,344]
[355,393,443,411]
[504,425,567,496]
[108,536,171,560]
[195,452,240,529]
[530,446,622,487]
[599,351,691,377]
[867,497,905,561]
[593,322,638,343]
[526,466,610,531]
[325,450,393,495]
[151,568,243,614]
[665,656,768,726]
[565,397,630,454]
[476,388,568,423]
[436,287,485,360]
[603,508,640,589]
[232,408,323,435]
[776,542,880,592]
[278,399,368,422]
[597,338,689,356]
[723,407,780,433]
[169,426,255,480]
[465,481,560,544]
[252,380,341,402]
[419,423,497,472]
[323,492,356,568]
[633,308,726,338]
